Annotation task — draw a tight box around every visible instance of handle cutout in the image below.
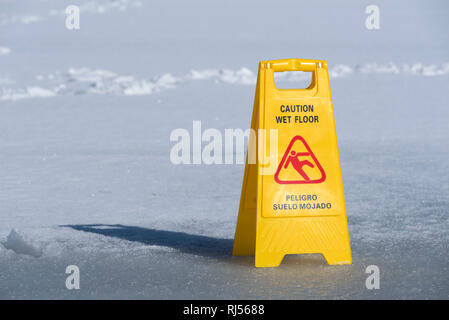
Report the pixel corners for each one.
[273,71,313,90]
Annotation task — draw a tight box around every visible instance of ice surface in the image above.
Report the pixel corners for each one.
[0,0,448,299]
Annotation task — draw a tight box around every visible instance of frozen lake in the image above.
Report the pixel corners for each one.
[0,0,448,299]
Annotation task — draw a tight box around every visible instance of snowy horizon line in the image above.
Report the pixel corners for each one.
[1,62,448,101]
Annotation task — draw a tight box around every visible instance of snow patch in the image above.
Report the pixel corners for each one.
[64,67,181,96]
[1,1,144,27]
[274,70,311,82]
[403,63,449,76]
[0,86,56,101]
[357,62,400,74]
[187,67,256,85]
[355,62,449,76]
[67,67,117,83]
[216,68,256,85]
[330,64,354,78]
[0,46,11,55]
[1,229,43,258]
[49,0,143,16]
[0,14,42,27]
[0,75,14,85]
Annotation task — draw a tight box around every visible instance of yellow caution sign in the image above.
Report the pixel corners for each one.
[233,58,352,267]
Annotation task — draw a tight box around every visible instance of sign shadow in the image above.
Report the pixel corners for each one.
[62,224,235,259]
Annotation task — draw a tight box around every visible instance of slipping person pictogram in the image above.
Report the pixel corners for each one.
[274,135,326,184]
[284,151,314,181]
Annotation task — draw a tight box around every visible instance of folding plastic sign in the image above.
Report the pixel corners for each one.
[233,58,352,267]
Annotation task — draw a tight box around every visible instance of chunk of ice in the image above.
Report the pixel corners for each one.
[2,229,43,258]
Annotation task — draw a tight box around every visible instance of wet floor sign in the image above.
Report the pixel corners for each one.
[233,59,352,267]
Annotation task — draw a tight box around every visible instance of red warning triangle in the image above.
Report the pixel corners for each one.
[274,136,326,184]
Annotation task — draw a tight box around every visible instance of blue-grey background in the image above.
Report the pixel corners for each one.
[0,0,448,299]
